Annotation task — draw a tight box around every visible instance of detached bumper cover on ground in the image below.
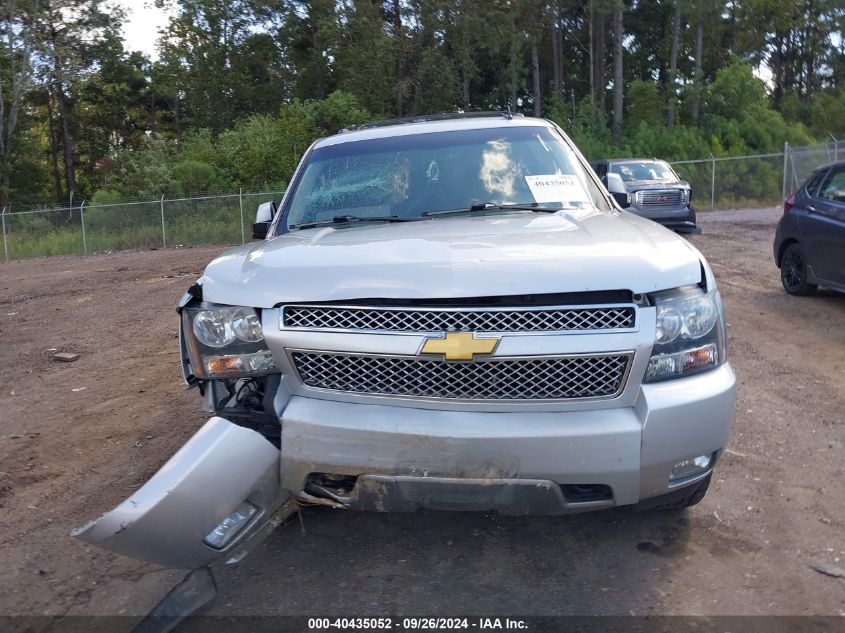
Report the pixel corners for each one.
[72,417,289,569]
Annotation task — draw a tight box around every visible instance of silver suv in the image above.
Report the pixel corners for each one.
[74,114,736,570]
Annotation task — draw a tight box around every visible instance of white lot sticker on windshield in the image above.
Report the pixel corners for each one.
[525,174,591,204]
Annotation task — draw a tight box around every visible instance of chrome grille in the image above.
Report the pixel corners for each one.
[291,352,631,401]
[635,189,684,208]
[282,305,636,333]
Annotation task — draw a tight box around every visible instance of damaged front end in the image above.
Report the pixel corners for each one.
[73,285,292,569]
[72,417,289,569]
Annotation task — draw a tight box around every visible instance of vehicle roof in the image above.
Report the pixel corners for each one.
[313,115,557,149]
[602,158,666,163]
[811,161,845,171]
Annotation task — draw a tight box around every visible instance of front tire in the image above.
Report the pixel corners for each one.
[780,243,817,296]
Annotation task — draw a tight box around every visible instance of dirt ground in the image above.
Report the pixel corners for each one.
[1,208,844,625]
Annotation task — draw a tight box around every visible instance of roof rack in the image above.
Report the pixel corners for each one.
[340,110,525,133]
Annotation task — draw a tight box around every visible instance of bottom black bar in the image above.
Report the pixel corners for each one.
[2,616,845,633]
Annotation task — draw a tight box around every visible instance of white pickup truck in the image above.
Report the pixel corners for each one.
[74,113,736,570]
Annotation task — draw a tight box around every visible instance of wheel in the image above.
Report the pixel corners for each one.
[780,242,817,296]
[634,473,712,511]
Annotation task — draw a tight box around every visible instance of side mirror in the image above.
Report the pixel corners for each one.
[604,172,631,208]
[252,201,277,240]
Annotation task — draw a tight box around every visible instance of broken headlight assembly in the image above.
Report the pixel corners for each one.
[644,287,727,383]
[182,304,277,379]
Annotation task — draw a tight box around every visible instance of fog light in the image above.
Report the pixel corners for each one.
[203,501,257,549]
[670,454,712,481]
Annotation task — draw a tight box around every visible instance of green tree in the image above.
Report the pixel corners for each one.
[0,0,38,208]
[29,0,125,201]
[96,135,177,199]
[626,79,663,127]
[172,159,224,195]
[279,0,339,100]
[333,0,395,116]
[74,42,152,194]
[217,115,289,190]
[157,0,287,131]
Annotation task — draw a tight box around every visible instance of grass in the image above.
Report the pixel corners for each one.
[4,218,246,260]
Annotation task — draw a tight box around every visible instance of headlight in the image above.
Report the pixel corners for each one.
[192,306,264,347]
[182,304,278,378]
[644,288,726,383]
[193,309,236,347]
[231,307,264,342]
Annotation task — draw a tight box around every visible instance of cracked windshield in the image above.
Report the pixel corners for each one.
[284,126,610,229]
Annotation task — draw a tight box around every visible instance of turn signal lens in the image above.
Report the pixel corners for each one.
[681,344,718,372]
[646,344,718,381]
[203,350,276,377]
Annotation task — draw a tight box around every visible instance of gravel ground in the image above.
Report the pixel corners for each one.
[0,207,843,626]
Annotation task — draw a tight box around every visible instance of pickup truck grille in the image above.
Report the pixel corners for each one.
[291,352,631,401]
[634,189,684,208]
[282,305,636,333]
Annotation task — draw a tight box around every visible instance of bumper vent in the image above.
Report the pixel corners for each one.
[291,352,631,401]
[282,305,636,333]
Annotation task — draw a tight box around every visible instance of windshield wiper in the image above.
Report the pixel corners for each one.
[290,215,424,230]
[422,202,570,217]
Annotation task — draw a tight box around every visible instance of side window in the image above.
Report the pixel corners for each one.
[804,169,828,198]
[818,167,845,203]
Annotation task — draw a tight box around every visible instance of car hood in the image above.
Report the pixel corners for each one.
[200,209,704,307]
[624,179,690,191]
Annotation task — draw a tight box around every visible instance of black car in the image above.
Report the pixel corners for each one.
[592,158,699,233]
[774,161,845,295]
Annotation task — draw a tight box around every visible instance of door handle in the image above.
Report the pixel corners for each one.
[806,205,816,213]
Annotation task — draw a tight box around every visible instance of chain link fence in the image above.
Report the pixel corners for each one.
[671,152,786,212]
[783,138,842,199]
[669,139,843,214]
[2,140,843,262]
[1,190,284,261]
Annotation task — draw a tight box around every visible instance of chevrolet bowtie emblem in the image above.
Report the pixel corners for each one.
[420,332,500,361]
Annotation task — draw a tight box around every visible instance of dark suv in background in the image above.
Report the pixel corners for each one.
[774,161,845,296]
[593,158,699,233]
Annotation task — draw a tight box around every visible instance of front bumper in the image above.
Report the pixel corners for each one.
[281,363,736,512]
[73,365,734,568]
[660,218,701,234]
[629,206,700,233]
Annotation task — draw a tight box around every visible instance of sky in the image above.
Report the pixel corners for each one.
[117,0,172,61]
